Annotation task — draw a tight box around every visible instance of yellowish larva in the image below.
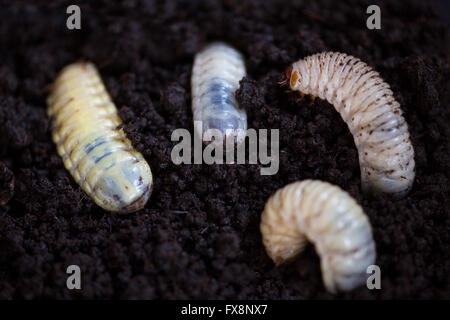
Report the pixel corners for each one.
[47,62,153,213]
[191,42,247,144]
[287,52,415,198]
[260,180,376,293]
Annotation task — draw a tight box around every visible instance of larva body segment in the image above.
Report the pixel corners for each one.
[47,62,153,213]
[289,52,415,198]
[191,42,247,144]
[260,180,376,293]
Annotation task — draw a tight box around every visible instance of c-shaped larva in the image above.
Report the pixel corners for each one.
[286,52,415,198]
[191,42,247,144]
[260,180,376,293]
[47,62,153,213]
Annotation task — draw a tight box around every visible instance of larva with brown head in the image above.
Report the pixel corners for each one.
[47,62,153,213]
[191,42,247,144]
[286,52,415,198]
[260,180,376,293]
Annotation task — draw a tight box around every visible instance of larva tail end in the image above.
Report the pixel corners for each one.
[360,170,415,200]
[117,182,153,214]
[96,160,154,214]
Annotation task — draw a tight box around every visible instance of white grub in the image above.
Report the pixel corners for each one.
[260,180,376,293]
[288,52,415,198]
[191,42,247,145]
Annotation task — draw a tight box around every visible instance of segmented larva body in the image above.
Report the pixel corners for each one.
[191,42,247,144]
[47,62,153,213]
[288,52,415,198]
[260,180,376,293]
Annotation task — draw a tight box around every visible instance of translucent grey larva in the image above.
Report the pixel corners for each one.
[191,42,247,144]
[287,52,415,198]
[260,180,376,293]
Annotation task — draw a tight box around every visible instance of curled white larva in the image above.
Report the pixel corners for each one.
[288,52,415,198]
[191,42,247,144]
[47,62,153,213]
[260,180,376,293]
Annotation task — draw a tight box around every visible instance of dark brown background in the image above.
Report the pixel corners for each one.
[0,0,448,299]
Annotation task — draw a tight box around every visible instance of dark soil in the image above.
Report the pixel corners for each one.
[0,0,449,299]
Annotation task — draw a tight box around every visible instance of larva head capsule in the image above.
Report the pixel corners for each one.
[93,158,153,214]
[287,62,310,93]
[289,70,299,88]
[279,66,293,87]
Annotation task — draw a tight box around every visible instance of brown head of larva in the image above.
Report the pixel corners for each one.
[279,66,300,90]
[285,66,293,81]
[289,68,299,88]
[279,66,293,87]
